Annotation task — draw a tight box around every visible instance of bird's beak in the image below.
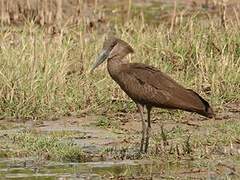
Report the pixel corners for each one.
[90,49,110,73]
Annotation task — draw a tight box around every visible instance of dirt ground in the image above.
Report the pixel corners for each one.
[1,101,239,152]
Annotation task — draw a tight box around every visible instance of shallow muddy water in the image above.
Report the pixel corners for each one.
[1,157,239,179]
[0,158,154,179]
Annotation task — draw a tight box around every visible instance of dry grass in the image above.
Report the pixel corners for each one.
[0,1,239,119]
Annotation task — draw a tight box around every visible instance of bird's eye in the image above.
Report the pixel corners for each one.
[111,42,116,48]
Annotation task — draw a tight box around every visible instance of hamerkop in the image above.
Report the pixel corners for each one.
[91,37,214,153]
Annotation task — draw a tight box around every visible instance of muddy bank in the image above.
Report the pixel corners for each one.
[0,102,240,178]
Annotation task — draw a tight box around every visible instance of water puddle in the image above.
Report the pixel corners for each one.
[1,157,238,179]
[0,158,153,179]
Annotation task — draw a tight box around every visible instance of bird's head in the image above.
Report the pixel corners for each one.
[91,36,134,73]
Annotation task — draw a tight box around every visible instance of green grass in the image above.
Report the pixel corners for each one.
[152,119,240,161]
[9,131,87,162]
[96,116,111,127]
[0,5,239,120]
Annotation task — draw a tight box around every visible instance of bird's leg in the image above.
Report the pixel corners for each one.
[144,106,152,153]
[137,103,146,153]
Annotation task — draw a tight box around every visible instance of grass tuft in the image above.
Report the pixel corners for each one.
[11,131,86,162]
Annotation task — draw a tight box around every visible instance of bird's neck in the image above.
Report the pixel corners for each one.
[107,57,125,78]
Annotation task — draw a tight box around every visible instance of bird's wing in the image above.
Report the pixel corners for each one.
[127,63,184,90]
[114,63,178,106]
[116,63,206,111]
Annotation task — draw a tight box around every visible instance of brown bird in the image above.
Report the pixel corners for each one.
[91,37,214,153]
